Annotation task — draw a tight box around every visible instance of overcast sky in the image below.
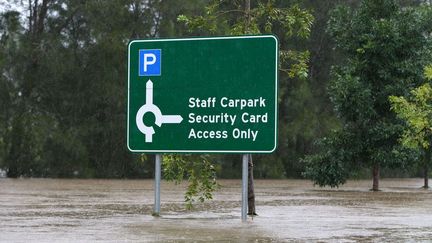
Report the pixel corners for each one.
[0,0,28,27]
[0,0,22,13]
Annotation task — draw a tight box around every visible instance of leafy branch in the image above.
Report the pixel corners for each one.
[177,0,314,80]
[162,154,219,209]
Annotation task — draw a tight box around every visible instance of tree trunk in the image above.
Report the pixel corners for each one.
[423,148,430,189]
[371,164,380,191]
[5,113,25,178]
[245,0,251,33]
[248,154,256,215]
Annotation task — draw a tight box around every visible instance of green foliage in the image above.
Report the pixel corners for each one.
[178,1,313,36]
[304,0,432,187]
[279,50,310,79]
[425,65,432,80]
[0,0,318,183]
[177,0,314,79]
[163,154,218,209]
[2,0,428,185]
[390,83,432,150]
[389,65,432,179]
[328,66,375,122]
[302,132,351,187]
[0,0,164,177]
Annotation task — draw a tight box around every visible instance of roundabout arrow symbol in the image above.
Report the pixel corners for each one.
[136,80,183,142]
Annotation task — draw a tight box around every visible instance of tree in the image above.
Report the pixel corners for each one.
[390,65,432,188]
[0,0,166,178]
[304,0,432,190]
[274,0,352,180]
[0,11,21,170]
[166,0,313,213]
[0,0,52,177]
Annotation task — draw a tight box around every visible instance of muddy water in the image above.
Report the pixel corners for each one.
[0,179,431,242]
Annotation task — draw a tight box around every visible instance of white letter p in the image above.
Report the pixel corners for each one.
[143,53,156,72]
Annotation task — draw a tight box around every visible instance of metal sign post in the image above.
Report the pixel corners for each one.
[153,154,161,216]
[242,154,249,222]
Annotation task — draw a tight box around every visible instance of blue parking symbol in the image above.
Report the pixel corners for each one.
[139,49,161,76]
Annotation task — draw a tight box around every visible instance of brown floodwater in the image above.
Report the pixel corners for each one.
[0,178,431,242]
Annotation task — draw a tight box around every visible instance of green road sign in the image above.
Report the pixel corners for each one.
[127,35,278,153]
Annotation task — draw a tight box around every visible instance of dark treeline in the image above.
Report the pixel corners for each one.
[0,0,429,179]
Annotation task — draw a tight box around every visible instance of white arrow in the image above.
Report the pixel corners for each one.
[146,79,153,105]
[161,115,183,124]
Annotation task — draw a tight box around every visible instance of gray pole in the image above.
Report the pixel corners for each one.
[242,154,248,222]
[153,154,161,216]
